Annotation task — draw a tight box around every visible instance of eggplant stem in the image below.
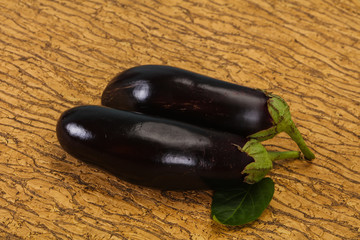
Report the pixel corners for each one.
[249,94,315,160]
[284,120,315,160]
[240,141,302,184]
[268,94,315,160]
[268,151,301,161]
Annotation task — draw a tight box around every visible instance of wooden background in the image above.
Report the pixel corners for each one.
[0,0,359,239]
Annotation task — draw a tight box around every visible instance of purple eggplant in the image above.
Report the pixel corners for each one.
[56,106,299,190]
[101,65,315,160]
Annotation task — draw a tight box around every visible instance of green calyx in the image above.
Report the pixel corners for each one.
[238,139,302,184]
[240,139,273,184]
[249,94,315,160]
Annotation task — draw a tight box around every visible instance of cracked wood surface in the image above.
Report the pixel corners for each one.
[0,0,359,239]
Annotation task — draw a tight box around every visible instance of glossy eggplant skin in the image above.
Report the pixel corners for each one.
[101,65,273,137]
[56,105,254,190]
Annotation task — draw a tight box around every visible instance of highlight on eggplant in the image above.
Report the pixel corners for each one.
[101,65,315,160]
[56,105,300,190]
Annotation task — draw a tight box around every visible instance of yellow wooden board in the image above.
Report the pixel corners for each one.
[0,0,359,239]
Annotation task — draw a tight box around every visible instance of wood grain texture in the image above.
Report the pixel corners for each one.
[0,0,359,239]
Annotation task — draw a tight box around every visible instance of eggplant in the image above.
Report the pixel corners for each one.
[56,105,299,190]
[101,65,315,160]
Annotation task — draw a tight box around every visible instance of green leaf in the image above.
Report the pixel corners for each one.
[211,178,275,226]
